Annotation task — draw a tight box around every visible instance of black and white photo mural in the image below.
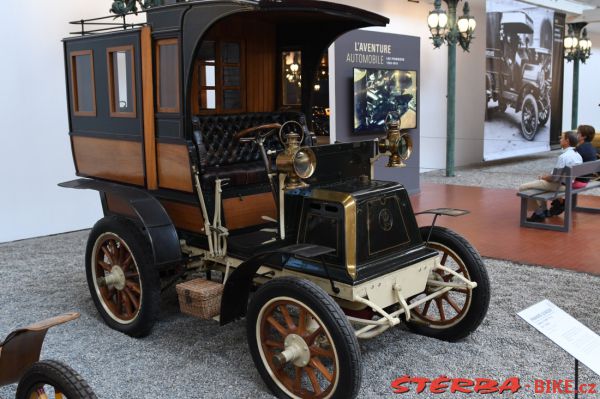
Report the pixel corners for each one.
[484,0,564,160]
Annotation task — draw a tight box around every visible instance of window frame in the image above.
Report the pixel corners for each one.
[196,39,245,114]
[197,41,217,111]
[106,45,137,118]
[70,50,97,117]
[155,38,180,114]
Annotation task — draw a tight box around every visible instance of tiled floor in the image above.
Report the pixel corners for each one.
[411,182,600,275]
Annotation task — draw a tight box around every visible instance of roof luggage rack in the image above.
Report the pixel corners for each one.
[69,10,147,36]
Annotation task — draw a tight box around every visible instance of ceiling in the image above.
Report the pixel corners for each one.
[510,0,600,33]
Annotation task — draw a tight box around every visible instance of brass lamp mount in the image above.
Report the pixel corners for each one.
[378,112,413,168]
[276,121,317,190]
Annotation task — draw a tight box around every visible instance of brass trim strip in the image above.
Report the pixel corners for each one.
[311,189,357,280]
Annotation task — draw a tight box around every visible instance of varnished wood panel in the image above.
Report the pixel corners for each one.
[245,19,276,112]
[191,16,276,114]
[106,193,136,217]
[73,136,144,186]
[411,183,600,275]
[161,200,204,233]
[157,142,193,192]
[223,192,276,230]
[141,26,158,190]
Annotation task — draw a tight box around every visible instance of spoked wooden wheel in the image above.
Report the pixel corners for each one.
[410,242,471,328]
[259,298,338,398]
[85,216,160,337]
[247,277,361,399]
[91,232,141,323]
[16,360,97,399]
[406,226,491,342]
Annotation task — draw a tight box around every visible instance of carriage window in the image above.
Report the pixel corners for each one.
[156,39,180,113]
[196,40,243,112]
[107,46,135,117]
[221,42,241,110]
[70,50,96,116]
[198,41,216,109]
[282,50,302,106]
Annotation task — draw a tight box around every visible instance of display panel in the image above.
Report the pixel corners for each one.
[353,68,417,133]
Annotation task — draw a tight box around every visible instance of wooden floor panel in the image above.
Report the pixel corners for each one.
[411,183,600,275]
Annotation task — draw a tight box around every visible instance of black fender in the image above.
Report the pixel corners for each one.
[59,178,181,269]
[220,244,335,326]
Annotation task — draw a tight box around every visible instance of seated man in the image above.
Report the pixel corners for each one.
[575,124,596,163]
[518,131,582,222]
[547,125,596,216]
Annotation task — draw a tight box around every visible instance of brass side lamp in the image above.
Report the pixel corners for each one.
[378,112,413,167]
[276,123,317,189]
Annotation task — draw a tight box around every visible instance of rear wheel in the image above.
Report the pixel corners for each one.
[85,216,160,337]
[16,360,96,399]
[521,93,539,140]
[247,277,361,399]
[406,226,490,341]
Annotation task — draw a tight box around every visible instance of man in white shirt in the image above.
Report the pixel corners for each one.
[518,131,582,222]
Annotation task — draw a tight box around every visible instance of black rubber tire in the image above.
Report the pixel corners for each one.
[538,92,551,127]
[520,93,539,141]
[247,277,362,399]
[406,226,490,342]
[16,360,97,399]
[85,216,160,337]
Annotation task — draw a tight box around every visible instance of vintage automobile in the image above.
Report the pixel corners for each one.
[486,11,551,140]
[0,313,96,399]
[60,1,490,397]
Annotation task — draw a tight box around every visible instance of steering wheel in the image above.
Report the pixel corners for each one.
[234,123,282,144]
[278,120,305,145]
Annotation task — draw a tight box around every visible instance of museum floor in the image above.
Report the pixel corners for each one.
[412,183,600,275]
[418,149,600,275]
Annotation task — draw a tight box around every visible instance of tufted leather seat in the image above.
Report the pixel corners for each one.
[192,112,312,189]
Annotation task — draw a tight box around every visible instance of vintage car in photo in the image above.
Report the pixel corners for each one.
[60,1,490,397]
[486,11,551,140]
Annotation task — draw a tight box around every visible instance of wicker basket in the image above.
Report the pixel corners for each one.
[176,278,224,320]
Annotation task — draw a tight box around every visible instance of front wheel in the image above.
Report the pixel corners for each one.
[406,226,490,341]
[247,277,362,399]
[521,93,539,140]
[16,360,97,399]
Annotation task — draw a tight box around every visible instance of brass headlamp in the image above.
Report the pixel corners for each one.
[378,112,413,167]
[276,123,317,190]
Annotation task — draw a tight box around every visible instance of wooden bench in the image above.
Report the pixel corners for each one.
[517,159,600,232]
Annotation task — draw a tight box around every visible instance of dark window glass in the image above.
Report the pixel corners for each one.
[73,54,95,113]
[221,42,240,63]
[223,90,241,110]
[223,66,240,86]
[158,42,179,112]
[198,41,215,62]
[111,50,134,114]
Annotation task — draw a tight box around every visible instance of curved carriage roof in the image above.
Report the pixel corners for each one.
[147,0,389,122]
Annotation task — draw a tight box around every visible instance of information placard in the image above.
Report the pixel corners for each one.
[518,299,600,376]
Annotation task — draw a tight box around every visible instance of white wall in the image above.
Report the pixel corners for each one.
[329,0,487,172]
[0,2,126,243]
[562,31,600,131]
